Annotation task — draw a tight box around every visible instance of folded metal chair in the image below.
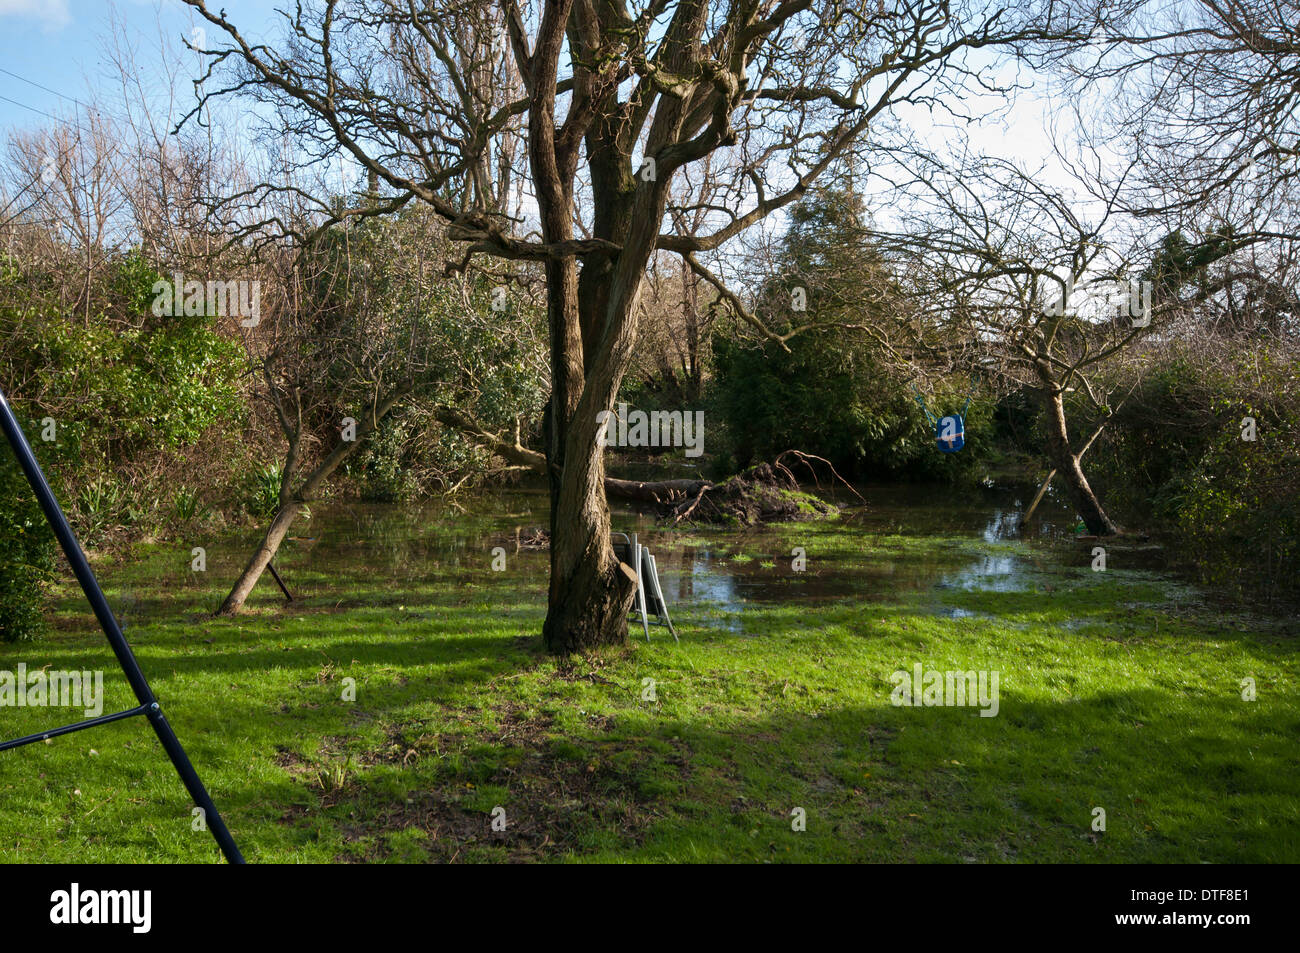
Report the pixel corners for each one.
[611,532,678,642]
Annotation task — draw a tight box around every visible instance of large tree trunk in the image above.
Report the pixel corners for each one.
[539,262,639,652]
[539,241,647,651]
[1040,387,1119,536]
[217,502,303,615]
[520,0,719,652]
[542,424,638,651]
[434,398,692,650]
[539,192,669,649]
[529,0,639,653]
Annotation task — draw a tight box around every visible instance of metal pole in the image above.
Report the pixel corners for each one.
[0,386,244,864]
[0,704,151,752]
[1022,469,1056,525]
[266,561,293,602]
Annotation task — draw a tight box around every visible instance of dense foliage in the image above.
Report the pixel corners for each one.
[711,330,991,480]
[1090,344,1300,602]
[0,252,247,636]
[708,185,991,480]
[0,443,55,643]
[289,210,548,502]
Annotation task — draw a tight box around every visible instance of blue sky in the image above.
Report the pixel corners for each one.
[0,0,1074,239]
[1,1,1063,152]
[0,1,277,137]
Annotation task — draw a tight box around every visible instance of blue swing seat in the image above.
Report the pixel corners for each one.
[936,413,965,453]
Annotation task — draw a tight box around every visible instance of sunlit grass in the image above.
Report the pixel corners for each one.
[0,504,1295,863]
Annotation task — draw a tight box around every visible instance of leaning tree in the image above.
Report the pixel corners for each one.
[867,148,1258,534]
[182,0,1105,651]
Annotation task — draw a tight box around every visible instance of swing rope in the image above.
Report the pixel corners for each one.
[913,370,978,426]
[960,367,980,419]
[912,386,938,428]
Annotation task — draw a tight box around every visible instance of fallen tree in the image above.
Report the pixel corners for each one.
[433,405,710,505]
[663,460,839,525]
[436,405,845,525]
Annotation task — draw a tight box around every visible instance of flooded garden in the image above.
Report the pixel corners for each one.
[3,479,1295,863]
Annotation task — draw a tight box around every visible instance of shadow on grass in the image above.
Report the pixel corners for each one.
[252,676,1299,863]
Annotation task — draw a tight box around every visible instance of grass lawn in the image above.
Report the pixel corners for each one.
[1,501,1296,863]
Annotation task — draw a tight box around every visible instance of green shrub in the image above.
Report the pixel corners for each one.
[706,181,992,482]
[355,415,421,502]
[1091,345,1300,600]
[167,484,212,531]
[244,462,285,518]
[0,442,56,643]
[1,252,248,541]
[1176,377,1299,602]
[710,330,991,481]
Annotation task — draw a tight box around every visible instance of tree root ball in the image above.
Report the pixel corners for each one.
[666,462,839,526]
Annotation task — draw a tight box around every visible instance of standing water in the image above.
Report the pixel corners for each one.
[184,479,1164,635]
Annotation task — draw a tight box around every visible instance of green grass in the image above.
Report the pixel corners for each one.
[0,511,1296,863]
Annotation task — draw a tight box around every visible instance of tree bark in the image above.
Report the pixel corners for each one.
[527,0,649,653]
[443,0,721,651]
[1039,387,1119,536]
[216,502,304,615]
[1020,413,1114,526]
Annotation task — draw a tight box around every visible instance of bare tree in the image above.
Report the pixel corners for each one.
[180,0,1105,651]
[1062,0,1300,242]
[5,117,126,326]
[869,150,1254,534]
[216,204,531,614]
[215,242,413,615]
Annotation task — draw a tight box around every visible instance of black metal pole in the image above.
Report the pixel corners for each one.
[266,561,293,602]
[0,386,244,864]
[0,704,151,752]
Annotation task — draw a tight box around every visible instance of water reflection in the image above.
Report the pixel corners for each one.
[247,480,1082,634]
[938,553,1025,593]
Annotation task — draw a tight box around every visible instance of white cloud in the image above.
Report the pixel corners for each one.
[0,0,72,30]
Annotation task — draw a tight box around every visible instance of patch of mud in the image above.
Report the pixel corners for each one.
[282,707,690,862]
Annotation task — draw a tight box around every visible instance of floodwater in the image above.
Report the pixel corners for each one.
[236,478,1170,634]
